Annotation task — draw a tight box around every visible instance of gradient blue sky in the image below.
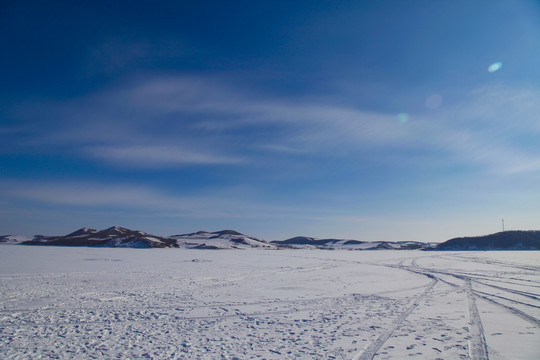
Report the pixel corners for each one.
[1,0,540,241]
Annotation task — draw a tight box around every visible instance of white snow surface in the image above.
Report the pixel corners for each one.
[0,248,538,359]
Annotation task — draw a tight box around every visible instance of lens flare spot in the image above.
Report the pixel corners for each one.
[488,62,503,72]
[396,113,409,124]
[425,94,443,109]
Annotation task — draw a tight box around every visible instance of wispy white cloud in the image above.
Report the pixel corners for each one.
[1,180,175,209]
[257,143,312,154]
[10,76,540,175]
[0,180,245,220]
[12,75,412,166]
[415,84,540,175]
[115,78,540,171]
[0,180,315,220]
[126,77,410,142]
[87,145,246,167]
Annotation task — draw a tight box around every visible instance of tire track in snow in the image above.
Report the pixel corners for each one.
[372,284,431,296]
[472,289,540,310]
[357,254,537,360]
[351,278,437,360]
[472,290,540,327]
[469,279,540,302]
[465,280,489,360]
[450,272,540,289]
[409,257,539,359]
[439,254,540,272]
[401,258,540,329]
[408,266,540,306]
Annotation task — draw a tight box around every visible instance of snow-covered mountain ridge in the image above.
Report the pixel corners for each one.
[171,230,276,249]
[20,226,176,248]
[11,227,275,249]
[4,227,539,250]
[271,236,429,250]
[6,227,425,250]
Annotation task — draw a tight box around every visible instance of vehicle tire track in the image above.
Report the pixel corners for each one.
[401,260,540,331]
[439,255,540,272]
[469,279,540,301]
[351,278,437,360]
[473,289,540,310]
[465,279,489,360]
[449,272,540,289]
[472,290,540,327]
[409,266,540,302]
[392,264,490,360]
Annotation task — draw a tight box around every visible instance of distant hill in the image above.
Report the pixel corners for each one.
[435,231,540,250]
[171,230,276,249]
[21,226,176,248]
[16,227,279,249]
[12,227,540,250]
[0,235,32,244]
[272,236,428,250]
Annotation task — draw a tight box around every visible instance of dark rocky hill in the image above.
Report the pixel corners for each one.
[21,226,176,248]
[435,231,540,250]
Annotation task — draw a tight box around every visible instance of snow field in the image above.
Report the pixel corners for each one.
[0,247,538,359]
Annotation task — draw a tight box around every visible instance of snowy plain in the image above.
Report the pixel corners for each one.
[0,246,538,360]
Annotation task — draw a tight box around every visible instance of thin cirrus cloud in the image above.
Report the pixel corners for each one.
[422,85,540,175]
[13,76,414,167]
[125,76,405,140]
[12,75,540,176]
[86,145,246,167]
[0,179,243,217]
[95,77,408,141]
[0,179,341,222]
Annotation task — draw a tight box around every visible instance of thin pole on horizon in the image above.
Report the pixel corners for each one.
[502,218,505,232]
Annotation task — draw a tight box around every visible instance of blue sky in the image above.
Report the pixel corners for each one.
[1,0,540,241]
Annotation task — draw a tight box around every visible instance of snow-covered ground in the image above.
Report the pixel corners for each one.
[0,247,538,359]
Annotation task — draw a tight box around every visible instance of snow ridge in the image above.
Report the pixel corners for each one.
[272,236,429,250]
[20,227,176,248]
[171,230,276,249]
[5,228,540,250]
